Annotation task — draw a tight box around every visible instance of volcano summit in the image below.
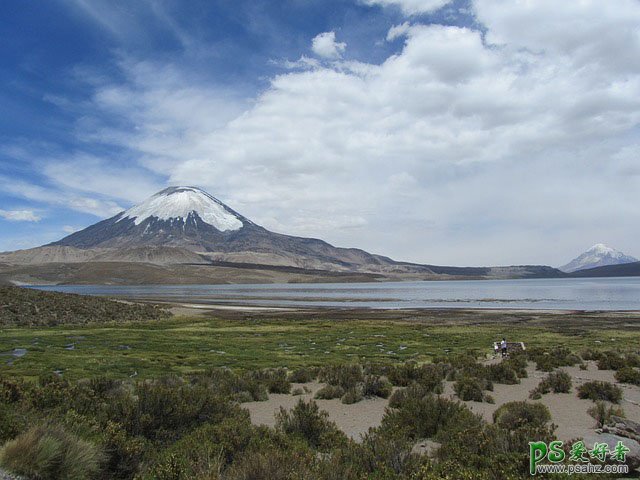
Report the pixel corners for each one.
[0,186,563,284]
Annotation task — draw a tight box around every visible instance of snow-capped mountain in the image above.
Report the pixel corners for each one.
[46,186,407,272]
[0,186,566,282]
[560,244,638,273]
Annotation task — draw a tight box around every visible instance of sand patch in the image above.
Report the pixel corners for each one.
[243,361,640,442]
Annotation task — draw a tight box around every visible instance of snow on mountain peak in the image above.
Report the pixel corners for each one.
[560,243,637,273]
[588,243,615,254]
[118,186,244,231]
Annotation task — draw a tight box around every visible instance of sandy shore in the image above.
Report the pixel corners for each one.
[243,360,640,442]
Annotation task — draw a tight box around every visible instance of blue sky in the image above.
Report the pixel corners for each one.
[1,0,639,266]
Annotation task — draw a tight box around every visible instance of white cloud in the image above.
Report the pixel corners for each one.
[42,0,640,265]
[0,176,124,218]
[0,209,41,222]
[387,22,412,41]
[311,31,347,59]
[361,0,452,15]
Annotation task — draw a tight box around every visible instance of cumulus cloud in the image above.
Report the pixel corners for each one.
[36,0,640,265]
[311,31,347,59]
[361,0,452,15]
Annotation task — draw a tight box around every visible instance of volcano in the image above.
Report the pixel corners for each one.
[0,186,564,284]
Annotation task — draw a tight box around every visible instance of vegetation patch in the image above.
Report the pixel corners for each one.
[577,381,623,403]
[0,286,169,326]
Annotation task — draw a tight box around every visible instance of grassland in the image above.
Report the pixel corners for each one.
[3,307,640,380]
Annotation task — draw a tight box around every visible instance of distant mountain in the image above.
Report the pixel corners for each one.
[0,186,565,284]
[560,244,637,273]
[569,261,640,278]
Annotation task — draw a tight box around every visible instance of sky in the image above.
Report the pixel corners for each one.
[1,0,639,267]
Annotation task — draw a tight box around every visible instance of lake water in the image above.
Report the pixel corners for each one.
[32,277,640,311]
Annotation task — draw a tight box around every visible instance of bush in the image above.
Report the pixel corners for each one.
[107,378,239,441]
[139,414,255,479]
[486,363,520,385]
[289,367,317,384]
[577,381,622,403]
[580,348,603,361]
[362,375,393,399]
[588,401,625,428]
[530,370,572,398]
[318,364,364,390]
[615,367,640,385]
[201,368,268,402]
[454,377,492,402]
[388,383,429,409]
[503,354,528,378]
[275,399,344,449]
[341,387,364,404]
[493,402,551,429]
[597,351,627,371]
[250,368,290,394]
[381,393,482,441]
[625,353,640,368]
[224,446,314,480]
[314,384,345,400]
[0,424,103,480]
[530,346,580,372]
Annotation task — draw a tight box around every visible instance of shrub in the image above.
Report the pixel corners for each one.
[385,362,419,387]
[201,368,268,402]
[0,424,103,480]
[493,402,551,430]
[486,363,520,385]
[381,393,482,441]
[530,370,572,399]
[275,399,344,449]
[625,353,640,368]
[388,383,429,409]
[577,381,622,403]
[530,346,580,372]
[362,375,393,399]
[0,404,26,444]
[580,348,603,361]
[588,401,625,428]
[597,351,627,371]
[291,387,305,396]
[546,371,572,392]
[615,367,640,385]
[504,354,528,378]
[250,368,291,394]
[224,446,314,480]
[139,414,255,479]
[289,367,317,384]
[318,364,364,390]
[341,387,364,404]
[107,378,239,441]
[314,384,345,400]
[454,377,492,402]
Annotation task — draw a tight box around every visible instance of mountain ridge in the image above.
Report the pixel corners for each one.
[560,243,637,273]
[0,186,565,284]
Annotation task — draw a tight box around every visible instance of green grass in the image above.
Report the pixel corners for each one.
[3,313,640,380]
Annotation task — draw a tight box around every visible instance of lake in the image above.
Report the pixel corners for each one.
[32,277,640,310]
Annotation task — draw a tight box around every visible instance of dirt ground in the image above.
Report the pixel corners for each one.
[243,360,640,442]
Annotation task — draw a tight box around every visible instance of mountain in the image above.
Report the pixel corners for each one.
[569,261,640,278]
[45,186,420,273]
[0,186,565,284]
[560,244,638,273]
